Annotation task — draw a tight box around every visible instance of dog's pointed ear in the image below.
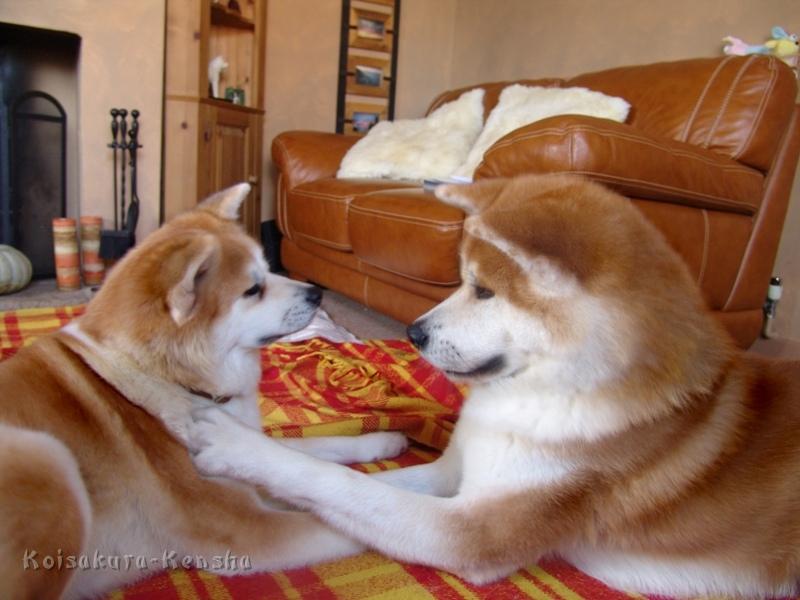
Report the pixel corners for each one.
[166,235,218,326]
[434,179,507,215]
[198,183,251,220]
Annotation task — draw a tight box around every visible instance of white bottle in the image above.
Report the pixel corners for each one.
[761,276,783,339]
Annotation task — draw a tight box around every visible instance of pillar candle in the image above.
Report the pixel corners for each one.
[79,216,105,286]
[52,218,80,290]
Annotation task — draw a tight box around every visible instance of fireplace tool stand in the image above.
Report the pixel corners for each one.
[100,108,141,260]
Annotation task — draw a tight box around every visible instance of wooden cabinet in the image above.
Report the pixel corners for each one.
[163,0,266,239]
[198,102,262,232]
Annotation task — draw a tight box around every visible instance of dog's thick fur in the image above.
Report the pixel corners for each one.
[0,185,407,600]
[188,174,800,598]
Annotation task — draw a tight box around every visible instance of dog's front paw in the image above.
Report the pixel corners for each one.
[187,407,264,478]
[353,432,408,462]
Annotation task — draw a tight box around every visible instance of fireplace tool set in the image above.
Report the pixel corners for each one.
[99,108,141,260]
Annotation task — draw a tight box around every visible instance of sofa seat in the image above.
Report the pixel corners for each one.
[285,178,418,251]
[284,178,463,286]
[350,189,463,286]
[281,182,463,320]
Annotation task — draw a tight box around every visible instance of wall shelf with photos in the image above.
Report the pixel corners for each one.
[336,0,400,135]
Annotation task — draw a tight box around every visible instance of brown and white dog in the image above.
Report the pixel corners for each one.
[0,184,407,600]
[188,174,800,598]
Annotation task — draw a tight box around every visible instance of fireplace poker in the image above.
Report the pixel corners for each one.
[109,108,120,229]
[126,109,141,237]
[118,109,128,230]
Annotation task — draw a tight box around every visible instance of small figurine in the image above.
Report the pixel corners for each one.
[764,26,799,70]
[723,27,799,74]
[722,35,768,57]
[208,55,229,99]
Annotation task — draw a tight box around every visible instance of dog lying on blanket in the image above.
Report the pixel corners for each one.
[188,174,800,598]
[0,184,406,600]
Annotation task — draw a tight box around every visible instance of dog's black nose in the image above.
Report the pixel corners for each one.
[305,286,323,307]
[407,321,429,350]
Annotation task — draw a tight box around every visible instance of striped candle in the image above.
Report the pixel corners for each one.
[79,216,104,286]
[52,218,80,290]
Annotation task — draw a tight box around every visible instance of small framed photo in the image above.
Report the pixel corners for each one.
[357,15,385,39]
[345,100,387,135]
[355,65,383,87]
[346,54,390,98]
[352,111,380,133]
[224,87,246,105]
[349,8,392,51]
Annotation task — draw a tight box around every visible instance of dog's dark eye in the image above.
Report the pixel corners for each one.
[243,283,263,298]
[474,285,494,300]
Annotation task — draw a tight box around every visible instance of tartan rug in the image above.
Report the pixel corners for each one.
[0,305,784,600]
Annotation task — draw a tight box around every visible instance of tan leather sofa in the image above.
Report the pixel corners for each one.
[273,56,800,348]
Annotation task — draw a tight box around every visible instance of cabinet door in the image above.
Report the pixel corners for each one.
[199,104,261,238]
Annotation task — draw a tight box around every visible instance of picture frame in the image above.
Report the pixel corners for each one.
[347,54,390,98]
[357,14,385,40]
[352,111,380,133]
[348,7,393,52]
[344,101,388,135]
[355,65,382,87]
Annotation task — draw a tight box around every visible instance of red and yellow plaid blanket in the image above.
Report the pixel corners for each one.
[1,306,754,600]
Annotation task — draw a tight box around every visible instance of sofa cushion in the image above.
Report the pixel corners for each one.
[349,189,463,285]
[426,78,565,120]
[286,179,418,251]
[337,89,486,181]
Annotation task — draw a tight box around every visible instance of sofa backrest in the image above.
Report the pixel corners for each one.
[428,56,798,172]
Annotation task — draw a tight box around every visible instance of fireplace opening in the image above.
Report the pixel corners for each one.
[0,22,79,277]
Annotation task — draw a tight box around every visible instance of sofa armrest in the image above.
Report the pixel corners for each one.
[272,131,360,190]
[474,116,764,214]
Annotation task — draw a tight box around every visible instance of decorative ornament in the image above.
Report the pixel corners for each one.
[0,245,33,295]
[208,55,229,99]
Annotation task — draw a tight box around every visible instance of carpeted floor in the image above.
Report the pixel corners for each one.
[320,290,406,339]
[0,279,94,311]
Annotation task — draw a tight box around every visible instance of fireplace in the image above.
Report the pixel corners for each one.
[0,22,79,277]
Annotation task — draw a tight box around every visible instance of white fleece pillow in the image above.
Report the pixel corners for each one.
[452,85,631,179]
[337,88,485,181]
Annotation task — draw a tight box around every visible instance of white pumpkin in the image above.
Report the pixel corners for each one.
[0,245,33,295]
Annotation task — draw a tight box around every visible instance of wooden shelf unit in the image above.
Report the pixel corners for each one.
[163,0,267,239]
